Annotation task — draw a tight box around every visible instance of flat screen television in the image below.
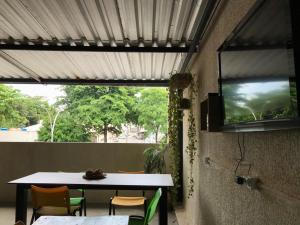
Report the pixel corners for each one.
[218,0,300,131]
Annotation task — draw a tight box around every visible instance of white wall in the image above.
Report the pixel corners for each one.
[178,0,300,224]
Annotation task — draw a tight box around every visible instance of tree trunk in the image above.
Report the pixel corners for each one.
[103,124,108,143]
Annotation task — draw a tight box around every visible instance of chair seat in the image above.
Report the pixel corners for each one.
[36,205,80,216]
[112,196,145,206]
[70,197,84,206]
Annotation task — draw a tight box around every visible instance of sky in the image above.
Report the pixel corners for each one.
[8,84,65,105]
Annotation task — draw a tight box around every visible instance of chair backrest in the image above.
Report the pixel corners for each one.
[143,188,162,225]
[31,185,70,212]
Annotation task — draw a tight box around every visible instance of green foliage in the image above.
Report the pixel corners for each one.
[143,138,167,174]
[123,87,141,126]
[168,87,181,202]
[168,73,197,201]
[0,84,49,128]
[1,84,169,144]
[38,112,90,142]
[137,88,168,143]
[185,79,197,198]
[40,86,139,142]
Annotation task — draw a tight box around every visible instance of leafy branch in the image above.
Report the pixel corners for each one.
[185,77,197,197]
[168,86,181,201]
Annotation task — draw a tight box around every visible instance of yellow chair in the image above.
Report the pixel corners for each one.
[109,171,147,216]
[30,185,80,224]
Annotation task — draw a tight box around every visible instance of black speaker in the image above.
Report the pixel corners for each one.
[200,93,221,132]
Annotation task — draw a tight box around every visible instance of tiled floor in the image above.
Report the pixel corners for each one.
[0,205,178,225]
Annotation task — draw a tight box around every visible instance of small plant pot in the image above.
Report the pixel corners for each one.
[178,98,191,110]
[169,73,193,90]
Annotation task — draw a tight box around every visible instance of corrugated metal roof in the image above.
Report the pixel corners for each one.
[0,50,184,80]
[0,0,203,44]
[0,0,206,83]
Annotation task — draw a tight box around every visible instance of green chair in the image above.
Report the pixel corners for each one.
[58,172,86,216]
[70,189,86,216]
[128,188,162,225]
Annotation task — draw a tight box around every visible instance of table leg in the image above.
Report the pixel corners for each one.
[159,187,168,225]
[15,185,28,224]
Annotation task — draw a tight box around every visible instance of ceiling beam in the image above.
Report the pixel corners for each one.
[0,78,169,87]
[0,44,192,53]
[180,0,219,72]
[218,43,291,52]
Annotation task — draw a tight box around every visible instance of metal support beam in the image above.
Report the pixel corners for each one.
[219,43,292,52]
[0,78,169,87]
[220,76,292,84]
[180,0,219,72]
[0,44,192,53]
[289,0,300,116]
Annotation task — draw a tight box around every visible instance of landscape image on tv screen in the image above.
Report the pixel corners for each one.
[222,79,298,125]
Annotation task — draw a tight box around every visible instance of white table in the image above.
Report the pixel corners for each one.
[32,216,129,225]
[9,172,173,225]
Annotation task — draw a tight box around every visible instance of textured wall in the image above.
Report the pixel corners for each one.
[178,0,300,225]
[0,142,151,204]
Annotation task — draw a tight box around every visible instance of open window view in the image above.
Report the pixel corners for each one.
[0,84,168,143]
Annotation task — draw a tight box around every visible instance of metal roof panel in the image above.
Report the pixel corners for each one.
[0,0,208,82]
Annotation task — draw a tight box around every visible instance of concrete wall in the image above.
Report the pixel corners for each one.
[178,0,300,225]
[0,142,152,204]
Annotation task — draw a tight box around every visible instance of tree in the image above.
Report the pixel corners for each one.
[0,84,49,128]
[137,88,168,143]
[38,112,90,142]
[55,86,137,142]
[37,85,169,143]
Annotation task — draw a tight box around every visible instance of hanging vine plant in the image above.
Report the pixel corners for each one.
[168,72,197,201]
[185,78,197,198]
[168,85,181,201]
[169,73,193,90]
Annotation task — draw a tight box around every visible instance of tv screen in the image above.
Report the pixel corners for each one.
[221,48,298,125]
[218,0,299,131]
[222,78,298,125]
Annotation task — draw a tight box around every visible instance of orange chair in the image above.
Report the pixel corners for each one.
[30,185,80,224]
[109,171,147,216]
